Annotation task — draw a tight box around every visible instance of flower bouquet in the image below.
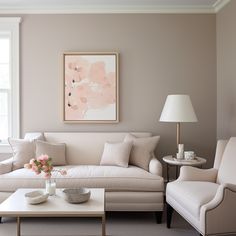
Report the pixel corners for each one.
[24,154,67,195]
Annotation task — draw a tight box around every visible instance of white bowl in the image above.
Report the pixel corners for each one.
[25,190,49,205]
[62,188,91,204]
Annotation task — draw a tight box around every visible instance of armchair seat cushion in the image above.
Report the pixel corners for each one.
[167,181,219,218]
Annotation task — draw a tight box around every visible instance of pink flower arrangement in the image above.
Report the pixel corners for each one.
[24,154,67,179]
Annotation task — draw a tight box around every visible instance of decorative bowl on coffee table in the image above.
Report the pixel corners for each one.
[25,190,49,205]
[62,188,91,203]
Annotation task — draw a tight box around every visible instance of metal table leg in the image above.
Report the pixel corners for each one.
[17,217,21,236]
[102,214,106,236]
[167,164,170,182]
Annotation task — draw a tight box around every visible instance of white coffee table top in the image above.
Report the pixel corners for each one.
[0,188,105,217]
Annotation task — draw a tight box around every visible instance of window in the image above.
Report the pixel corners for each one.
[0,17,21,151]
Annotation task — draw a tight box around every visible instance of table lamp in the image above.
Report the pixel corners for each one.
[159,94,198,148]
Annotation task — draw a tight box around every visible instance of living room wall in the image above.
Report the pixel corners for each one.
[217,0,236,139]
[3,14,217,168]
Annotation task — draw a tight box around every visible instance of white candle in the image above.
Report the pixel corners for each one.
[177,144,184,159]
[178,144,184,154]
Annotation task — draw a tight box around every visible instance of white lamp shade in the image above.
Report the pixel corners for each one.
[159,95,198,122]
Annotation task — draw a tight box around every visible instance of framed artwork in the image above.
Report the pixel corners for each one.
[63,52,119,123]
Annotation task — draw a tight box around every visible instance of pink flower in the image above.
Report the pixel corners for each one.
[24,163,32,169]
[29,159,36,165]
[45,173,51,179]
[38,154,49,161]
[60,170,67,175]
[32,166,39,172]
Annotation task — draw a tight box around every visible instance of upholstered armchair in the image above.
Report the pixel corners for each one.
[166,138,236,236]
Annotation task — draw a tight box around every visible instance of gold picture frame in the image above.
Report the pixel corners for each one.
[63,52,119,123]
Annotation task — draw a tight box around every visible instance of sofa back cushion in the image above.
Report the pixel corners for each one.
[217,137,236,185]
[35,140,66,166]
[44,132,152,165]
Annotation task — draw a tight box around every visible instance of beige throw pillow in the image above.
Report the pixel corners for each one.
[35,140,66,166]
[100,142,133,168]
[124,134,160,171]
[8,138,35,170]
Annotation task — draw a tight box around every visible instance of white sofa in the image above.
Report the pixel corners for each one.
[166,138,236,235]
[0,132,164,222]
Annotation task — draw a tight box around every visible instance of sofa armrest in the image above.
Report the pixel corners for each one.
[149,154,162,176]
[200,183,236,235]
[177,166,218,182]
[0,157,13,175]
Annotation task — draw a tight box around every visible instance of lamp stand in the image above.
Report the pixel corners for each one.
[176,122,180,148]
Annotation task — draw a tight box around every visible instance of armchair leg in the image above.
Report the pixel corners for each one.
[167,203,173,228]
[155,211,163,224]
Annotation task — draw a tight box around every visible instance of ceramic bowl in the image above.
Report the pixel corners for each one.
[62,188,91,204]
[25,190,49,205]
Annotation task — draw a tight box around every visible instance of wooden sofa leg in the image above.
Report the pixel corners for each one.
[155,211,163,224]
[167,203,173,228]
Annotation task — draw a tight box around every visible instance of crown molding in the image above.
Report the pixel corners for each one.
[0,6,215,14]
[0,1,231,14]
[214,0,231,12]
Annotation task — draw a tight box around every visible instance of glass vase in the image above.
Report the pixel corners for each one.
[45,178,56,196]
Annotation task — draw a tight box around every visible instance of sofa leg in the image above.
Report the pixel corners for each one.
[155,211,163,224]
[167,203,173,228]
[0,217,2,223]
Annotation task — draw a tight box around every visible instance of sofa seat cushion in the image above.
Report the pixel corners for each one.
[0,165,164,192]
[167,181,219,218]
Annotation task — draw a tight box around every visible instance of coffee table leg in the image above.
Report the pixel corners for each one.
[17,217,21,236]
[102,214,106,236]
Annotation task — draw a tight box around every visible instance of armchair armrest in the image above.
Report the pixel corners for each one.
[200,183,236,235]
[177,166,218,182]
[149,154,162,176]
[0,157,13,175]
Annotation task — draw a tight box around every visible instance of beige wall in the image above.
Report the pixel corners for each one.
[4,14,217,170]
[217,1,236,139]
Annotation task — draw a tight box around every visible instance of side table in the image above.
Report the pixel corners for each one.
[162,155,207,182]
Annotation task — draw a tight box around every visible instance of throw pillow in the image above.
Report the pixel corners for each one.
[35,140,66,166]
[124,134,160,171]
[100,141,133,168]
[8,138,35,170]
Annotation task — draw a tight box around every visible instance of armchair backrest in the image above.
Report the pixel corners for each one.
[216,137,236,185]
[213,139,228,170]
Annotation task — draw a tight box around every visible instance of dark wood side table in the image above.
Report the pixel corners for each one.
[162,155,207,182]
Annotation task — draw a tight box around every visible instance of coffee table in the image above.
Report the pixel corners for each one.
[0,188,105,236]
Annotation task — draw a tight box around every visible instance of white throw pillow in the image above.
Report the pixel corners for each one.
[124,134,160,171]
[100,142,133,168]
[35,140,66,166]
[8,138,35,170]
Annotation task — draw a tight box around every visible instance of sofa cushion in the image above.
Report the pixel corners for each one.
[0,165,164,192]
[167,181,219,218]
[100,142,132,168]
[124,134,160,171]
[35,140,66,166]
[8,138,35,170]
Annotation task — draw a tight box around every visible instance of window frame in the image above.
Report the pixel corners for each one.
[0,17,21,153]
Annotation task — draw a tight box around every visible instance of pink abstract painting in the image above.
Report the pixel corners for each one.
[63,53,118,123]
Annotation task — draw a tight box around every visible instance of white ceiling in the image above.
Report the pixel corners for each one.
[0,0,231,14]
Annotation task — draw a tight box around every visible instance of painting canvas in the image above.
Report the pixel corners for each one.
[63,53,119,123]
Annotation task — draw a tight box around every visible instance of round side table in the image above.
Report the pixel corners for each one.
[162,155,207,182]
